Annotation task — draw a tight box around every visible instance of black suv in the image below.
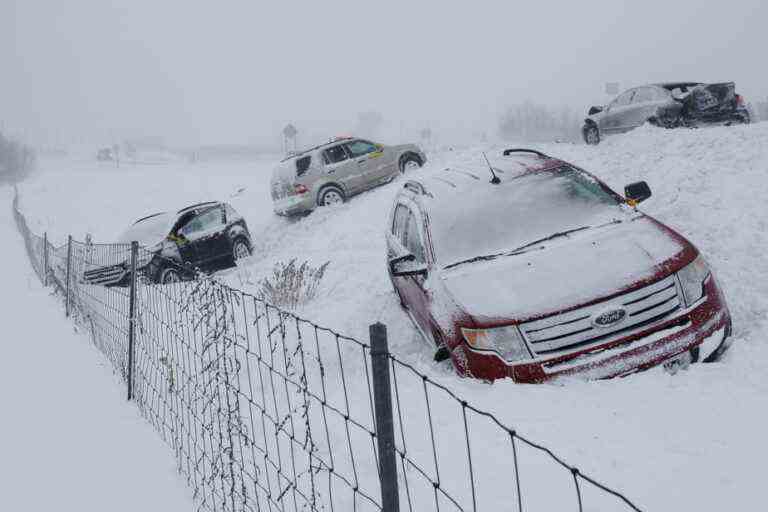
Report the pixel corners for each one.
[83,201,252,285]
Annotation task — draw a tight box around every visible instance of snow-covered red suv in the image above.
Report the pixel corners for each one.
[386,149,733,382]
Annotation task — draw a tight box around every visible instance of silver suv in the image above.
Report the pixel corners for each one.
[271,137,426,215]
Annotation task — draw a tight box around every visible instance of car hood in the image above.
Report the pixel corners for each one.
[440,217,690,324]
[586,111,605,123]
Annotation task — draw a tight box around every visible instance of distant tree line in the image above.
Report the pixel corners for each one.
[0,131,35,182]
[498,102,582,142]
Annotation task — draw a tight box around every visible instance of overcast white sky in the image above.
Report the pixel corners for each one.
[2,0,767,147]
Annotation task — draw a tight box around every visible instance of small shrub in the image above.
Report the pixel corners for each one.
[257,259,330,310]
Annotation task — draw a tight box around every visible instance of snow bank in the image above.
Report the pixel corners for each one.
[0,187,193,511]
[15,122,768,510]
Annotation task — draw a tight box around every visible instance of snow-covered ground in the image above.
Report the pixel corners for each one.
[13,122,768,510]
[0,187,193,511]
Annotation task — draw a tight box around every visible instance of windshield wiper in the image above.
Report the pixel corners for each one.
[444,222,622,271]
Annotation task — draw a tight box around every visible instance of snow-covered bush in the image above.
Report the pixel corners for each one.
[257,259,330,310]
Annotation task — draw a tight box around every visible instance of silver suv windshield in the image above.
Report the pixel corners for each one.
[431,166,629,269]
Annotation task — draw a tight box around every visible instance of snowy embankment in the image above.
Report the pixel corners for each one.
[0,187,193,511]
[16,123,768,510]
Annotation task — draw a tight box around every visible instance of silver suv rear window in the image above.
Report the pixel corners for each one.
[296,155,311,176]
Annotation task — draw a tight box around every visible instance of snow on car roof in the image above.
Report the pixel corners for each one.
[655,82,702,90]
[405,152,564,200]
[177,201,220,214]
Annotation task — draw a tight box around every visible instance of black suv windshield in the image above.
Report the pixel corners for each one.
[118,212,175,244]
[430,166,627,268]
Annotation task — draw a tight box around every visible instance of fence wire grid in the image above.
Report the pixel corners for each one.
[12,189,644,512]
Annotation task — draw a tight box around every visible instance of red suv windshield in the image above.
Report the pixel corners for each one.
[431,166,627,268]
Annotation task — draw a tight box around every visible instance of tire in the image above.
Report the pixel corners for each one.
[232,237,251,262]
[399,154,422,173]
[318,186,345,207]
[432,329,451,362]
[583,124,600,145]
[158,265,182,284]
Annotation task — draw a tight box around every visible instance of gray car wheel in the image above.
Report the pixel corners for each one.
[319,186,344,206]
[583,124,600,145]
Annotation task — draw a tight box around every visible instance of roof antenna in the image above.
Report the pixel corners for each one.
[482,152,501,184]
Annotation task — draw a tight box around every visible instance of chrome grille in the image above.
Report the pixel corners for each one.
[520,275,682,357]
[82,264,127,286]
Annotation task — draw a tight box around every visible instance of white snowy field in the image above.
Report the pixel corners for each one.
[0,187,193,511]
[13,123,768,510]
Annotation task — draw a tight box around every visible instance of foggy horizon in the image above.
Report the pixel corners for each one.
[3,0,767,148]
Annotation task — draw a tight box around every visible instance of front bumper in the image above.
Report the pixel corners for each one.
[456,274,732,383]
[273,192,313,216]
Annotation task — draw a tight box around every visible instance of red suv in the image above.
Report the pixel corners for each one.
[386,149,732,382]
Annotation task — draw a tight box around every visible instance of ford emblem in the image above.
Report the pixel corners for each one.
[592,307,627,328]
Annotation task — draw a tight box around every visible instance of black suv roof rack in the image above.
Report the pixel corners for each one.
[177,201,220,214]
[502,148,550,158]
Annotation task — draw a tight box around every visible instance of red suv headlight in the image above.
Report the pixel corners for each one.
[462,326,532,363]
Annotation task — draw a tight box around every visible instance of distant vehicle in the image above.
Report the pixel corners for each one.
[270,137,427,216]
[386,149,733,382]
[583,82,751,145]
[83,201,252,286]
[96,148,114,161]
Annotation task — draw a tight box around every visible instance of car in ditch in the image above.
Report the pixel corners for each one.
[386,149,733,382]
[271,137,426,216]
[82,201,252,286]
[583,82,751,145]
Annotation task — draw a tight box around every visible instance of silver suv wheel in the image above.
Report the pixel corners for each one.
[320,187,344,206]
[400,156,422,173]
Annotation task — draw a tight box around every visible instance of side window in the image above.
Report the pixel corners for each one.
[296,155,312,176]
[612,90,635,108]
[323,145,349,165]
[632,88,650,103]
[345,140,377,158]
[392,204,409,241]
[404,212,426,263]
[179,208,224,239]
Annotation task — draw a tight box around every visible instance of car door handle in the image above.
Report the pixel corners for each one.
[327,169,335,174]
[357,159,367,164]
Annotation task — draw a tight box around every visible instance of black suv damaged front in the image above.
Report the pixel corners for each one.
[82,201,253,286]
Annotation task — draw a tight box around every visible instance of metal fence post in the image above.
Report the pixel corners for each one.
[43,232,49,286]
[127,241,138,401]
[370,323,400,512]
[65,235,72,317]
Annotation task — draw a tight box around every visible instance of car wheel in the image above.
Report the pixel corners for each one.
[232,238,251,261]
[432,329,451,362]
[318,186,345,207]
[399,155,422,173]
[158,266,181,284]
[583,124,600,145]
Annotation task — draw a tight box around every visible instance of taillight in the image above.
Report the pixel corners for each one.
[736,94,745,106]
[293,184,309,195]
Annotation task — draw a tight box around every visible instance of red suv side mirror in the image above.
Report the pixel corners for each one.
[389,254,428,278]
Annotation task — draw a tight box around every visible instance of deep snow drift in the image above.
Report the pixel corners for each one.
[15,123,768,510]
[0,187,193,511]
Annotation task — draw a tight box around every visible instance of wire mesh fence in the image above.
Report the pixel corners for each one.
[12,190,644,512]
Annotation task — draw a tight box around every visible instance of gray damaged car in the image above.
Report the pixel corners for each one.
[271,137,426,215]
[583,82,751,145]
